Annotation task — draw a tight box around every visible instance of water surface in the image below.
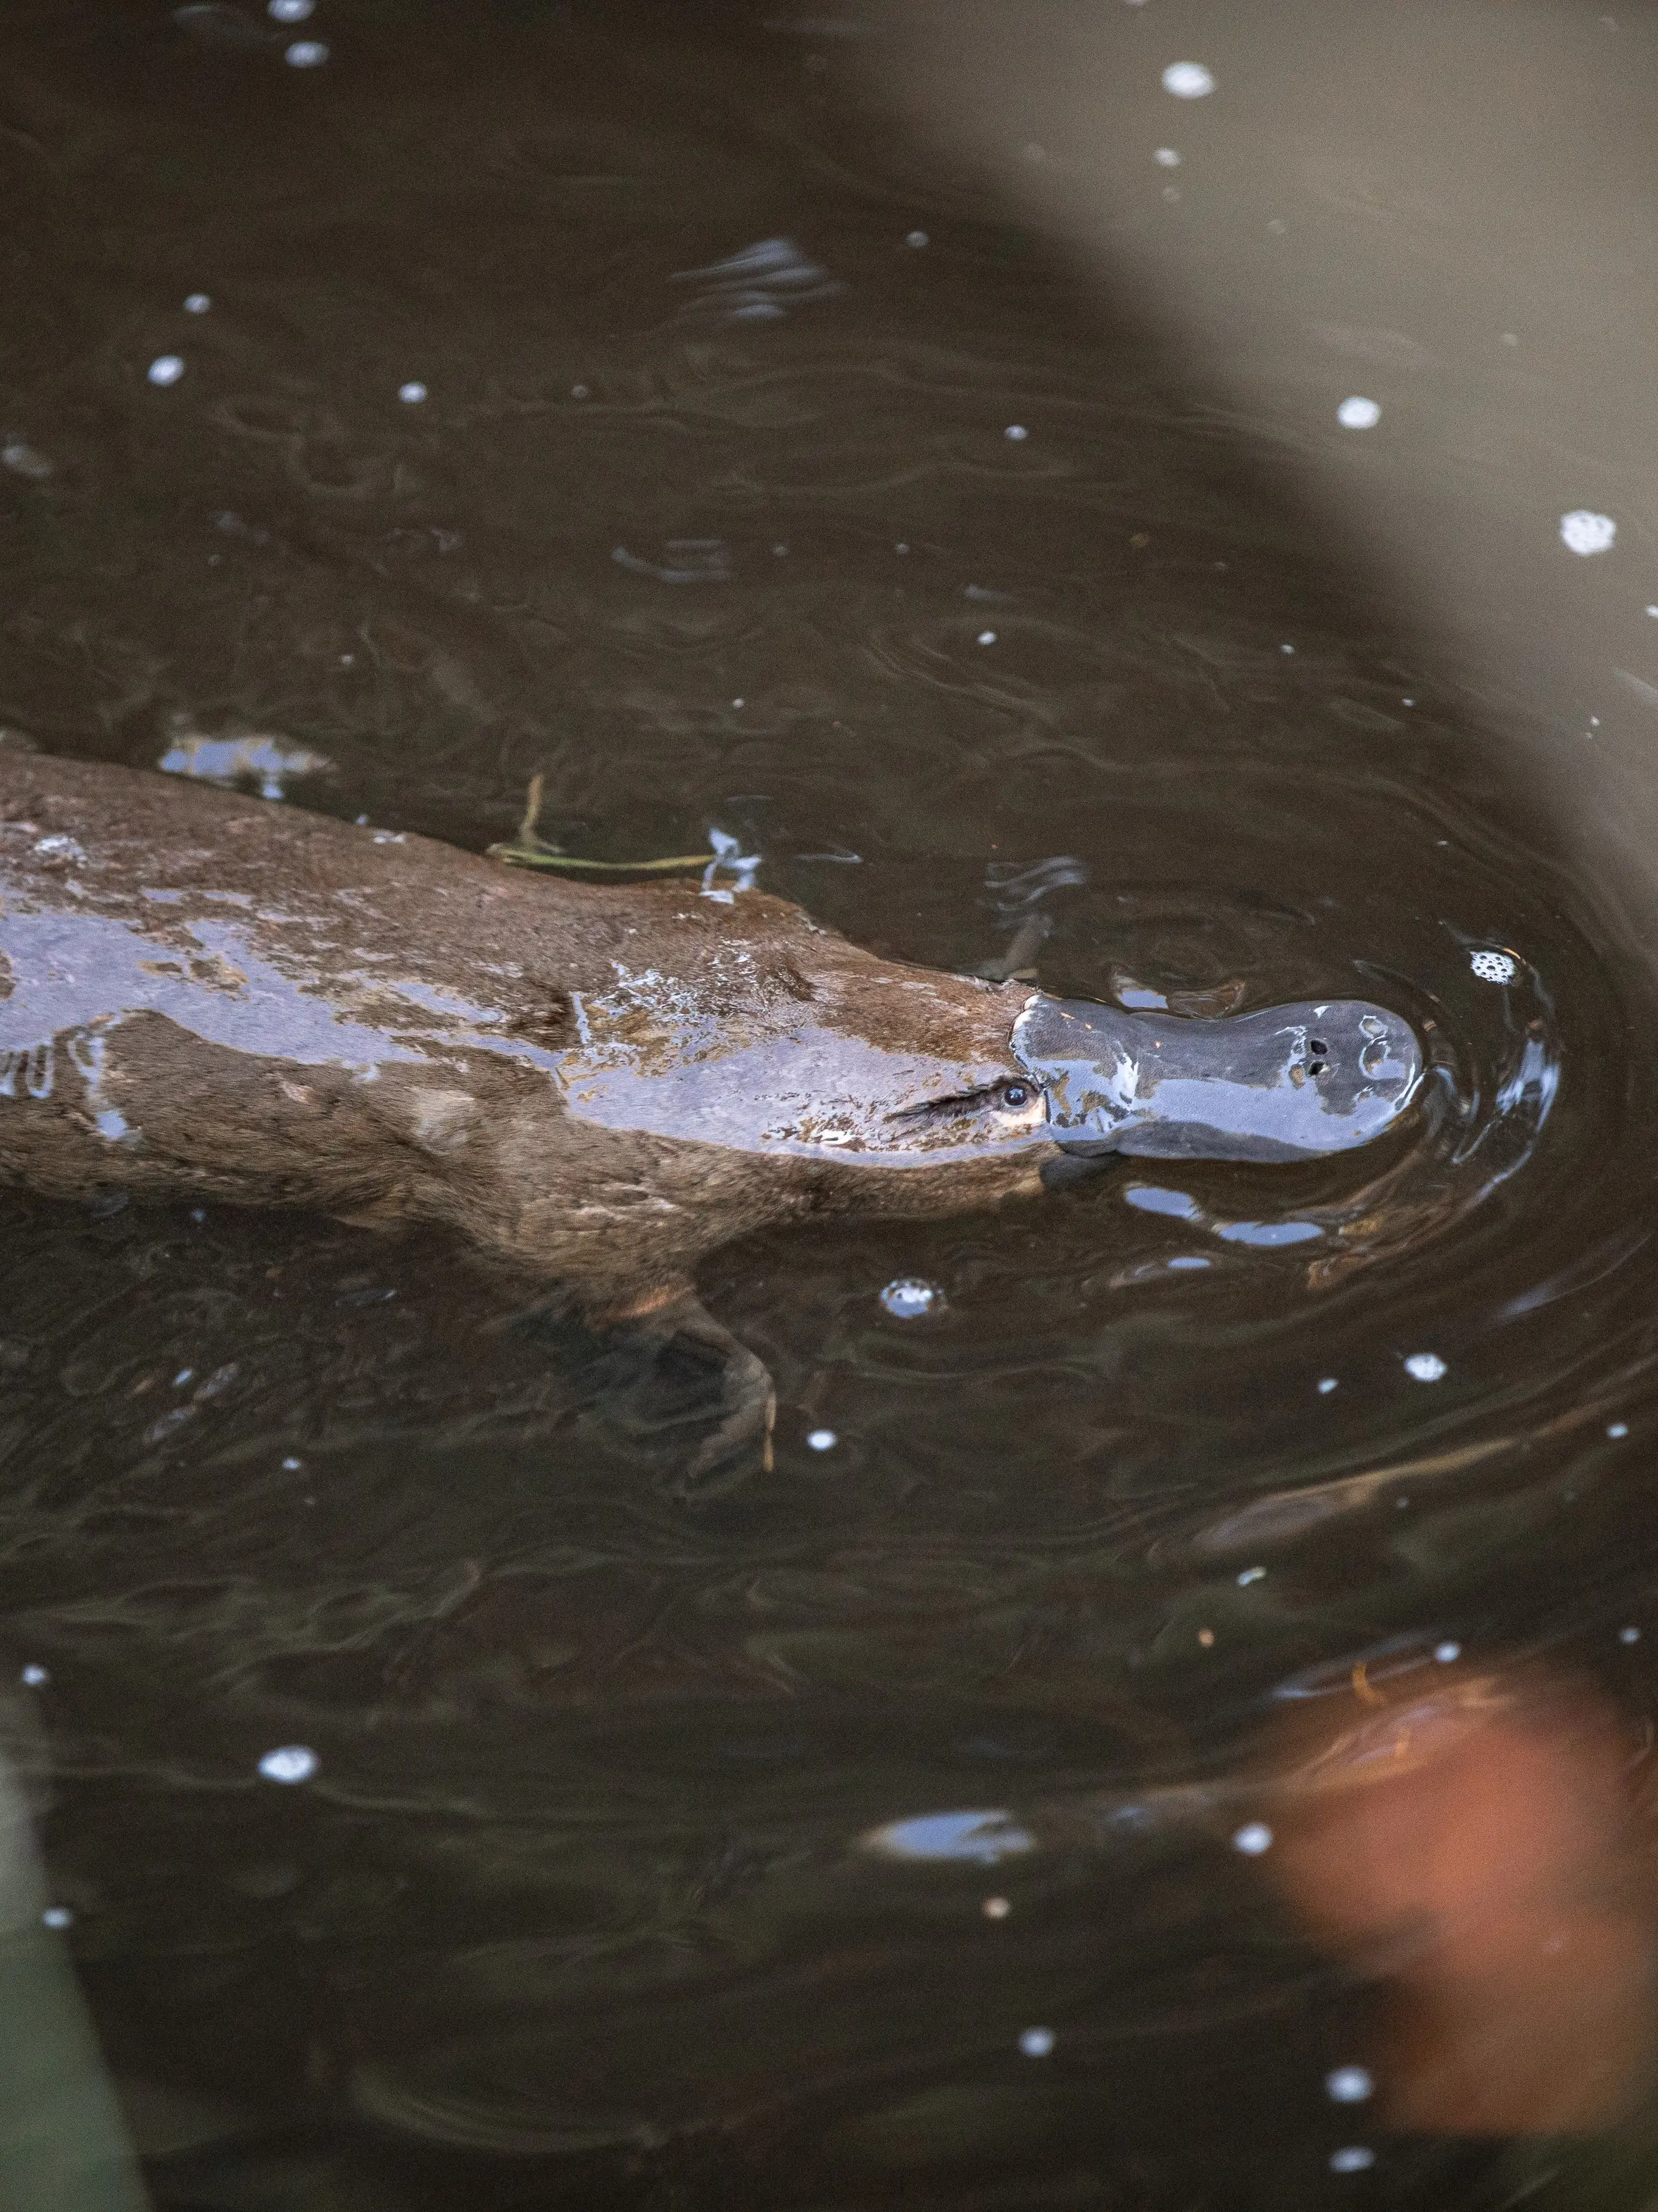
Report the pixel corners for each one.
[4,5,1658,2206]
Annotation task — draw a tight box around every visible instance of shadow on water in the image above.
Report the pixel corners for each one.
[3,1,1658,2206]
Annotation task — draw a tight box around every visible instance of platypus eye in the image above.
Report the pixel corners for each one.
[1001,1082,1032,1108]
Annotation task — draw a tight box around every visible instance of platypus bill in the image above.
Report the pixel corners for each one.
[0,756,1423,1491]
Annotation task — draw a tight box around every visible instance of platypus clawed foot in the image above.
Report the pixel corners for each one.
[603,1287,776,1499]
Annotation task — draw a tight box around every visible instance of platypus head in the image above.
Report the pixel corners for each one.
[1010,992,1424,1162]
[551,927,1421,1173]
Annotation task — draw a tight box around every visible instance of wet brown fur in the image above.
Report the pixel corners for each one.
[0,757,1048,1325]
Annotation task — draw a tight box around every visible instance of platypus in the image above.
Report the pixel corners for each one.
[0,756,1423,1486]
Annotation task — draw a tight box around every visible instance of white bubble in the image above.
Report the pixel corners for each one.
[284,39,329,65]
[269,0,313,16]
[1435,1640,1462,1663]
[1609,1422,1630,1439]
[282,1456,303,1470]
[2,438,51,480]
[1155,147,1181,166]
[1236,1566,1265,1586]
[398,381,427,404]
[880,1277,943,1320]
[1330,2147,1375,2175]
[1337,395,1381,430]
[1326,2066,1374,2104]
[1019,2027,1055,2056]
[1561,508,1616,556]
[571,383,589,399]
[183,292,211,314]
[806,1428,837,1451]
[1162,61,1215,97]
[1317,1377,1338,1394]
[906,230,929,248]
[1404,1353,1447,1382]
[1621,1626,1642,1644]
[977,630,997,645]
[983,1896,1011,1919]
[1004,424,1028,441]
[1646,606,1658,618]
[1469,948,1516,984]
[20,1665,47,1687]
[258,1745,318,1784]
[1231,1822,1273,1856]
[41,1906,73,1930]
[146,355,185,387]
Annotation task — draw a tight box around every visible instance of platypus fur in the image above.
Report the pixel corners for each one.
[0,756,1423,1487]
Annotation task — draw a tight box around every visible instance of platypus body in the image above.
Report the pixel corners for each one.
[0,756,1423,1485]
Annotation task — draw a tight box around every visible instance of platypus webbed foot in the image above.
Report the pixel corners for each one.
[603,1288,776,1499]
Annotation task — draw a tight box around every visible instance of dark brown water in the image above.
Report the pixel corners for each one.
[6,4,1658,2206]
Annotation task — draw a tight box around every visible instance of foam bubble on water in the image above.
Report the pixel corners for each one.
[284,39,329,65]
[983,1896,1011,1919]
[2,439,52,480]
[906,230,929,247]
[1005,424,1028,441]
[1621,1626,1642,1644]
[1404,1353,1447,1382]
[1337,395,1381,430]
[258,1745,318,1784]
[977,630,997,644]
[1561,508,1616,555]
[880,1277,942,1320]
[1609,1422,1630,1439]
[1162,61,1215,96]
[270,0,313,15]
[41,1906,73,1930]
[1435,1640,1462,1663]
[1236,1566,1265,1586]
[183,292,211,314]
[20,1665,47,1687]
[1019,2027,1055,2056]
[282,1455,303,1470]
[806,1428,837,1451]
[1330,2148,1375,2175]
[1318,1377,1338,1394]
[1469,948,1516,984]
[398,381,427,404]
[1232,1822,1272,1856]
[1326,2067,1374,2104]
[1155,147,1181,166]
[147,356,185,387]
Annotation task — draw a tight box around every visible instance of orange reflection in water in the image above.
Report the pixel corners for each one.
[1262,1657,1658,2134]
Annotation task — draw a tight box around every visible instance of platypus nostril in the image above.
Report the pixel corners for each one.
[1310,1039,1329,1056]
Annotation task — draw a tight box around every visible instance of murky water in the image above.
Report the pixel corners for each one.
[5,4,1658,2206]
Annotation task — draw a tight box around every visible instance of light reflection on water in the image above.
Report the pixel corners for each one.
[2,2,1658,2206]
